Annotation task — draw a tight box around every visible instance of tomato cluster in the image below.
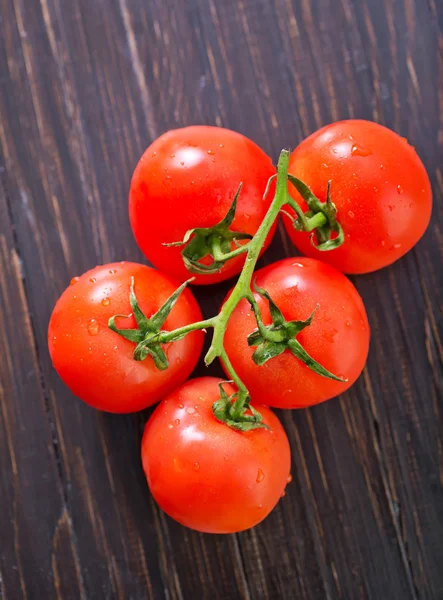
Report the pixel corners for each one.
[49,121,432,533]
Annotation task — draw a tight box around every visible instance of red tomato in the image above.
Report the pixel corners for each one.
[141,377,291,533]
[283,120,432,273]
[223,258,370,409]
[129,126,276,284]
[48,262,203,413]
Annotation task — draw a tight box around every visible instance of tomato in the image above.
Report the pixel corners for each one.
[141,377,291,533]
[48,262,203,413]
[283,120,432,273]
[129,126,276,284]
[223,258,370,409]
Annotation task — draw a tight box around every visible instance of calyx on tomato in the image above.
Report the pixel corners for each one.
[285,176,345,251]
[212,382,270,432]
[164,184,252,274]
[108,277,192,369]
[247,283,346,381]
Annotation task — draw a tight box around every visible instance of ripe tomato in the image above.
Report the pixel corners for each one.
[223,258,370,409]
[141,377,291,533]
[48,262,203,413]
[129,126,276,284]
[283,120,432,273]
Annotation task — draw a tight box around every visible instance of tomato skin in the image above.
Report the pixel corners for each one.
[223,258,370,409]
[283,120,432,273]
[141,377,291,533]
[48,262,204,413]
[129,126,276,284]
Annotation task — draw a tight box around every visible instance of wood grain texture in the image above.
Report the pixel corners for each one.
[0,0,442,598]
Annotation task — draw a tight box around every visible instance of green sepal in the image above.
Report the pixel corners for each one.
[108,277,192,368]
[286,175,345,251]
[163,183,252,274]
[212,383,270,432]
[247,288,346,382]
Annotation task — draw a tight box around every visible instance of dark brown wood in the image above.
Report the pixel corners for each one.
[0,0,442,598]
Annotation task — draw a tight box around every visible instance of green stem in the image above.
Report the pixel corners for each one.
[157,317,217,343]
[305,211,327,231]
[211,238,250,262]
[203,150,291,412]
[285,197,328,231]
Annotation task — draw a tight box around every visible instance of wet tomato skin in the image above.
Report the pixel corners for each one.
[48,262,204,413]
[141,377,291,533]
[283,120,432,273]
[129,126,276,284]
[223,257,370,409]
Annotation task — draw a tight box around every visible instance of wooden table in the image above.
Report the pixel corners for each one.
[1,1,442,598]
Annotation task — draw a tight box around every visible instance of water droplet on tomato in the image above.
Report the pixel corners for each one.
[348,210,355,218]
[109,269,117,274]
[351,144,372,157]
[70,277,79,285]
[256,468,265,483]
[381,240,386,247]
[178,403,184,409]
[113,345,118,351]
[167,423,173,429]
[89,277,96,283]
[287,474,292,483]
[186,407,195,415]
[193,462,200,471]
[207,149,215,155]
[380,164,386,170]
[346,320,351,327]
[174,419,180,426]
[281,490,286,498]
[170,154,175,158]
[101,298,110,307]
[88,347,92,355]
[258,504,263,509]
[292,262,304,267]
[87,319,99,336]
[322,162,329,169]
[152,152,157,157]
[180,161,184,166]
[397,185,404,195]
[393,243,402,249]
[219,144,224,148]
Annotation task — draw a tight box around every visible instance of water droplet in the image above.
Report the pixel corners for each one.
[186,407,195,415]
[170,153,175,158]
[167,424,173,429]
[174,419,180,426]
[346,320,351,327]
[256,468,265,483]
[211,158,215,163]
[151,152,157,157]
[178,403,184,409]
[87,319,99,336]
[292,262,304,267]
[281,490,286,498]
[89,277,96,283]
[348,210,355,219]
[397,185,404,195]
[393,243,402,249]
[351,144,372,157]
[380,164,386,170]
[165,175,171,180]
[193,462,200,471]
[101,298,110,307]
[258,504,263,509]
[113,345,118,351]
[219,144,224,148]
[381,240,386,247]
[180,161,184,166]
[322,162,329,169]
[207,149,215,155]
[70,277,79,286]
[109,269,117,274]
[88,347,92,355]
[402,137,408,143]
[286,474,292,483]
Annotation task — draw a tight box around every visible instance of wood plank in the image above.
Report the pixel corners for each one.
[0,173,84,598]
[0,0,442,598]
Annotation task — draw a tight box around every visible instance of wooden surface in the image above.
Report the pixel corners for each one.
[1,0,442,598]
